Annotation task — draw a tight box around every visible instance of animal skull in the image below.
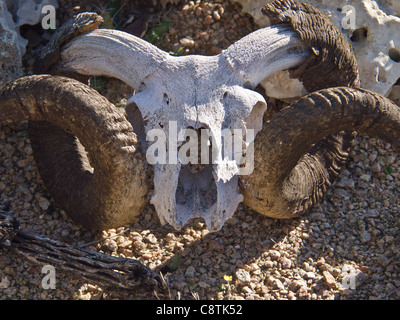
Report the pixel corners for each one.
[7,1,396,232]
[57,24,309,230]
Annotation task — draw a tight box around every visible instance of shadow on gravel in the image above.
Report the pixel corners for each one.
[139,193,399,300]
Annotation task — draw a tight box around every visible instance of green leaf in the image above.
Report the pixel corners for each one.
[115,98,127,108]
[384,166,393,175]
[17,130,27,137]
[169,46,185,56]
[89,76,108,94]
[107,0,121,17]
[101,12,114,29]
[167,255,181,272]
[145,19,170,44]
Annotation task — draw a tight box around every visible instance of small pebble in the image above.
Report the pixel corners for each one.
[322,271,337,288]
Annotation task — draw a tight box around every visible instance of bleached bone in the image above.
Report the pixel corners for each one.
[58,25,309,230]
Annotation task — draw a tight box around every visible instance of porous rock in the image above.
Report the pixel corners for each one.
[0,0,59,88]
[0,1,23,88]
[233,0,400,99]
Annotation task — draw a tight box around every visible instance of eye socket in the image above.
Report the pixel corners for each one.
[163,93,170,105]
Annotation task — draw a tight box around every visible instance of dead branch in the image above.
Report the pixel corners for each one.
[0,211,167,296]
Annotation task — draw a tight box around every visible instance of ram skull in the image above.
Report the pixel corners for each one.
[50,21,314,231]
[2,0,399,232]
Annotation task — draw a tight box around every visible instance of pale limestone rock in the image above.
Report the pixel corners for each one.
[5,0,59,55]
[0,1,23,88]
[8,0,58,28]
[388,84,400,103]
[260,70,306,99]
[233,0,270,27]
[0,0,59,87]
[233,0,400,98]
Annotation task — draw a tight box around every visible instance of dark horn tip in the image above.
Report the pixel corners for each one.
[262,0,360,92]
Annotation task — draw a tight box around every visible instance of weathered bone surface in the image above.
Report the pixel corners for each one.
[37,12,103,75]
[241,86,400,218]
[58,24,309,230]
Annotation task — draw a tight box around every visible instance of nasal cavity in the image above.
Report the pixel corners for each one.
[178,126,213,173]
[175,126,217,212]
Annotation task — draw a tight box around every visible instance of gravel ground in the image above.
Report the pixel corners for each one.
[1,0,399,300]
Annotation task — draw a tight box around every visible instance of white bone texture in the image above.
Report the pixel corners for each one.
[233,0,400,98]
[60,25,309,231]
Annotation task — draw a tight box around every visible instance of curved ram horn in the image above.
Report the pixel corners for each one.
[262,0,361,92]
[240,0,361,219]
[241,87,400,218]
[0,75,149,230]
[36,12,103,76]
[57,15,311,92]
[57,15,311,91]
[223,0,360,91]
